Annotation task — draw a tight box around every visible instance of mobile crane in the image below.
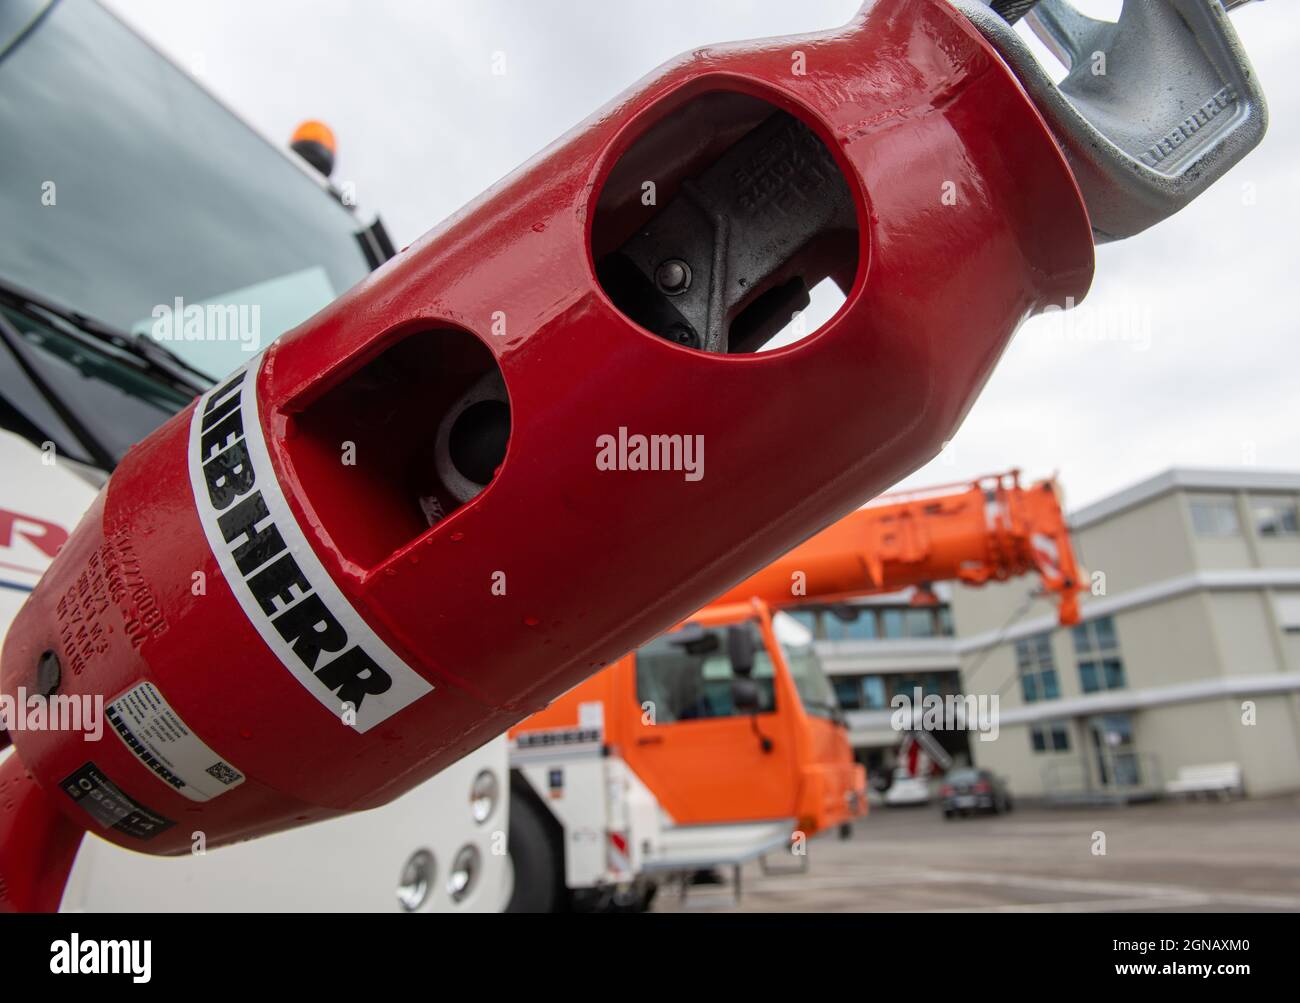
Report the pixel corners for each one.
[506,470,1083,910]
[1,0,1267,911]
[719,467,1084,801]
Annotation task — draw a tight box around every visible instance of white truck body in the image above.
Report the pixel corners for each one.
[509,723,794,900]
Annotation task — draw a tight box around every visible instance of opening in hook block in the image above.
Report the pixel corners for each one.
[592,90,860,355]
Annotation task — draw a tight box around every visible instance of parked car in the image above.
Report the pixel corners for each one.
[940,768,1012,818]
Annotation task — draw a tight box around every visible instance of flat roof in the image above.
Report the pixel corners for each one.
[1071,467,1300,530]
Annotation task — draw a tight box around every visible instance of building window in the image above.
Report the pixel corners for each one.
[829,674,888,711]
[892,676,920,701]
[870,606,944,639]
[1015,632,1059,703]
[822,607,877,641]
[1189,497,1240,536]
[832,677,862,710]
[1073,616,1127,693]
[1030,720,1071,753]
[1252,498,1300,538]
[816,604,950,641]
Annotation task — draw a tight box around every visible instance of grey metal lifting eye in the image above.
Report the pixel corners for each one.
[957,0,1268,242]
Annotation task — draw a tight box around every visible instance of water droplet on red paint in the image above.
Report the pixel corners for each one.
[524,616,540,627]
[531,221,546,233]
[240,728,253,740]
[450,532,464,542]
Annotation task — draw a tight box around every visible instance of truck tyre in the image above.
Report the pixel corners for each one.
[505,791,563,912]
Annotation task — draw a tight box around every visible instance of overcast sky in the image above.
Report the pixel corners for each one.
[103,0,1298,511]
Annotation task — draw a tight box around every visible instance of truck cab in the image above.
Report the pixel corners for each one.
[616,601,864,837]
[506,597,866,910]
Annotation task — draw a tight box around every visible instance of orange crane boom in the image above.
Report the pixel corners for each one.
[709,470,1084,626]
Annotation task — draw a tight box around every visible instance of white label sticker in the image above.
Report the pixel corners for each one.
[106,681,245,802]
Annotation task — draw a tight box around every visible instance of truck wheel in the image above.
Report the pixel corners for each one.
[505,791,562,912]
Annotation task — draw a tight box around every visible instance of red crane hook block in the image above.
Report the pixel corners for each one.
[0,0,1091,905]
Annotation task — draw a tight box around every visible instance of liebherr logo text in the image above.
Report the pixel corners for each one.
[191,366,432,731]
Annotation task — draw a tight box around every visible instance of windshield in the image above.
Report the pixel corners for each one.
[772,611,841,721]
[0,0,373,381]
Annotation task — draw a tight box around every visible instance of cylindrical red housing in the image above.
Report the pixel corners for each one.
[1,0,1092,861]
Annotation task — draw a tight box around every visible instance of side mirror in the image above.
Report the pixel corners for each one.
[731,678,762,715]
[727,624,756,677]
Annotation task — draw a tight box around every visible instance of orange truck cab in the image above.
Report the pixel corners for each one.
[618,601,864,838]
[505,597,864,912]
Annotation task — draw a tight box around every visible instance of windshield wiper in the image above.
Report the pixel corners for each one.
[0,276,214,395]
[0,306,118,471]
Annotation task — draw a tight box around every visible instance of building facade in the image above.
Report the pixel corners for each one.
[950,468,1300,801]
